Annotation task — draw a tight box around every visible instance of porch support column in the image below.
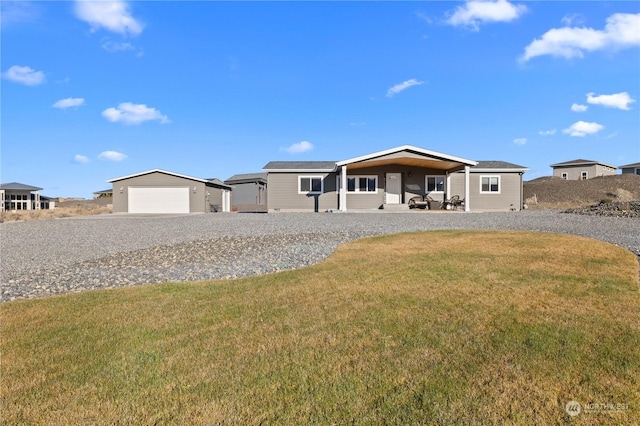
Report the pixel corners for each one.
[0,190,4,212]
[35,190,41,210]
[340,165,347,211]
[464,165,470,212]
[445,172,451,201]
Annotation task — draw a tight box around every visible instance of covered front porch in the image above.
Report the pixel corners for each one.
[335,145,478,212]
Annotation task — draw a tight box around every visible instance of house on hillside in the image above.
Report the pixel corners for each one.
[93,189,113,199]
[263,145,529,212]
[550,159,617,180]
[0,182,55,212]
[224,173,268,212]
[619,162,640,175]
[107,169,232,214]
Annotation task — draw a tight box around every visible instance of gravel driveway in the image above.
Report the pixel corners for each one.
[1,210,638,302]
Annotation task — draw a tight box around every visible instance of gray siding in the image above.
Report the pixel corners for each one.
[230,183,267,205]
[267,173,338,212]
[111,172,208,213]
[268,166,454,211]
[450,172,523,211]
[621,166,640,175]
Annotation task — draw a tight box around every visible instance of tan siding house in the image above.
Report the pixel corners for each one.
[550,159,617,180]
[108,169,232,214]
[264,146,528,212]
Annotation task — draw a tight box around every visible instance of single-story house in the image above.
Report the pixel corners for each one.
[224,173,268,212]
[619,162,640,175]
[0,182,55,212]
[93,189,113,199]
[550,159,617,180]
[263,145,528,212]
[107,169,232,214]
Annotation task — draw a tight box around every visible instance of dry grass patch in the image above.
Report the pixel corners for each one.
[1,231,639,425]
[0,204,111,222]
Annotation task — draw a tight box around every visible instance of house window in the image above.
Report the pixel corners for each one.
[561,172,568,180]
[480,176,500,193]
[299,176,323,194]
[347,176,377,193]
[635,168,640,176]
[581,171,588,180]
[425,176,445,193]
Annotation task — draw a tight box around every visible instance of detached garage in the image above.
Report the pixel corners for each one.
[108,169,232,214]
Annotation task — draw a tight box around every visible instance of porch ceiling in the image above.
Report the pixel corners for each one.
[346,156,464,171]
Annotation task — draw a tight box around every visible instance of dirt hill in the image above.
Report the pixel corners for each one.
[524,174,640,208]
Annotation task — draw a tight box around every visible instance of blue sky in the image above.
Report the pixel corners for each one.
[2,1,639,198]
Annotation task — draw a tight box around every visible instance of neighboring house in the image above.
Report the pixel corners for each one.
[263,145,528,212]
[0,182,55,212]
[93,189,113,199]
[550,159,617,180]
[224,173,268,212]
[619,162,640,175]
[107,169,232,214]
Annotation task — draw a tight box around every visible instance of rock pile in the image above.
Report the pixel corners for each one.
[564,201,640,218]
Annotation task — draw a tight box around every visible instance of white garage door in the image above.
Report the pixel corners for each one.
[128,187,190,214]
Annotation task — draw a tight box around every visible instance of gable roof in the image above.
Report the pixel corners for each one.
[262,161,337,172]
[619,162,640,169]
[107,169,232,189]
[336,145,477,167]
[550,159,617,169]
[225,173,268,184]
[472,161,529,172]
[0,182,43,191]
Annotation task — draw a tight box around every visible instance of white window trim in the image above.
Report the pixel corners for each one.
[635,168,640,175]
[480,175,501,194]
[298,176,324,194]
[346,175,378,194]
[581,171,588,180]
[561,172,568,180]
[425,175,446,193]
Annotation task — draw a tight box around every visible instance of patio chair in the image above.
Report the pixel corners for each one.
[444,195,460,210]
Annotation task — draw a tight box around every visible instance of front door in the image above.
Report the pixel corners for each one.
[385,173,402,204]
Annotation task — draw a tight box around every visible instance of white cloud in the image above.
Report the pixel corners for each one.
[0,1,41,27]
[386,79,424,97]
[521,13,640,62]
[53,97,85,109]
[561,14,585,27]
[281,141,314,154]
[586,92,635,110]
[2,65,45,86]
[102,102,170,125]
[513,138,527,145]
[74,154,90,164]
[562,121,604,137]
[98,151,128,162]
[539,129,557,136]
[74,0,143,36]
[446,0,527,31]
[571,103,588,112]
[102,40,134,52]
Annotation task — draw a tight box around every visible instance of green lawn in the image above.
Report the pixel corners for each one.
[2,231,639,425]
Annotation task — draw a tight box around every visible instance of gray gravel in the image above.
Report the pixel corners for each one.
[1,210,638,302]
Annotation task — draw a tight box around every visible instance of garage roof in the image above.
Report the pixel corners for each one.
[107,169,232,189]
